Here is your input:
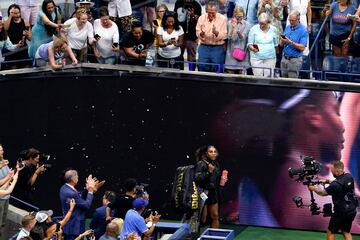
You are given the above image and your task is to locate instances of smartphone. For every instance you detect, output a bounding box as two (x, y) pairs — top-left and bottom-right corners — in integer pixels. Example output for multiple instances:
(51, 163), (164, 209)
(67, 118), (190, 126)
(281, 34), (286, 39)
(171, 37), (176, 41)
(112, 43), (119, 48)
(153, 20), (159, 27)
(253, 44), (259, 50)
(94, 34), (101, 40)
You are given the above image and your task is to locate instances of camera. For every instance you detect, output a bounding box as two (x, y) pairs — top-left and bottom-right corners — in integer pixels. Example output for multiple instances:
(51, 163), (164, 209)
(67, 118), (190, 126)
(288, 156), (321, 182)
(39, 153), (52, 168)
(135, 183), (149, 197)
(289, 156), (332, 216)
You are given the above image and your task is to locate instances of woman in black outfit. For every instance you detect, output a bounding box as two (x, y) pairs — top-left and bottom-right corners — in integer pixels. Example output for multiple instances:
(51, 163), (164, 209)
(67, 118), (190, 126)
(4, 4), (32, 69)
(194, 145), (223, 228)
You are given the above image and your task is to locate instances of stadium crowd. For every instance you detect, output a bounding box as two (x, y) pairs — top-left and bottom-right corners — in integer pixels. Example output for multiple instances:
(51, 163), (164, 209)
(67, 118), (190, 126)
(0, 0), (358, 78)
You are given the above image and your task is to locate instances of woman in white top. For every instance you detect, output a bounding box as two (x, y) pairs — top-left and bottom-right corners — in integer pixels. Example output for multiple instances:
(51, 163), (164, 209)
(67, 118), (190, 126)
(64, 8), (94, 63)
(93, 7), (120, 65)
(157, 11), (184, 70)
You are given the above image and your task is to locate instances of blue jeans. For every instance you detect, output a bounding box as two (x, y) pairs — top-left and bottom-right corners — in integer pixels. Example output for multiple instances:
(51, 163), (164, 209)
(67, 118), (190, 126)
(198, 44), (225, 72)
(97, 56), (116, 65)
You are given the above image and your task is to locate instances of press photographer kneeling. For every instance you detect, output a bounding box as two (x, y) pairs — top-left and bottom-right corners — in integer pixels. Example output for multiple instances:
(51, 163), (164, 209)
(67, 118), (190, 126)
(308, 161), (358, 240)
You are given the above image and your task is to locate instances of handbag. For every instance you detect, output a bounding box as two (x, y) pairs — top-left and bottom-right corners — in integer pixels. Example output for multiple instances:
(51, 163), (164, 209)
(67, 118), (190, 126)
(232, 48), (246, 61)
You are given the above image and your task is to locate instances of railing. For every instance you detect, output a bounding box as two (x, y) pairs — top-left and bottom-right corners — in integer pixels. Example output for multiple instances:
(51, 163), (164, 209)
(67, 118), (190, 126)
(10, 196), (40, 212)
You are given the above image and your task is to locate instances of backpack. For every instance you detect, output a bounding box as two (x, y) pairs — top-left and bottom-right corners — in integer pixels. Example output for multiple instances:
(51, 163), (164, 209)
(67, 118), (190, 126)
(171, 165), (199, 213)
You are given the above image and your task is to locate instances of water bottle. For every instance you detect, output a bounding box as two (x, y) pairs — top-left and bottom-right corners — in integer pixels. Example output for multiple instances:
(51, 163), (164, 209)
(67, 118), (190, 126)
(145, 49), (155, 67)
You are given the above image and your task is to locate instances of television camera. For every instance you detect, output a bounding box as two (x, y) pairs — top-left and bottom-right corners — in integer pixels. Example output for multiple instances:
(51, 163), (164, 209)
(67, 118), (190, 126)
(288, 156), (332, 216)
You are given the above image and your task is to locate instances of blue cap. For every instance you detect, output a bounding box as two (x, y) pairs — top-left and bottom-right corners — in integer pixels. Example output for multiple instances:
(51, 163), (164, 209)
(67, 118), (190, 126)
(133, 198), (149, 210)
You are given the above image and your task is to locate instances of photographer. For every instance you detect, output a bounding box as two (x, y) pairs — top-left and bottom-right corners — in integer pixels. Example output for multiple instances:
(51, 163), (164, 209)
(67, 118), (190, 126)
(309, 161), (357, 240)
(106, 178), (137, 221)
(12, 148), (47, 210)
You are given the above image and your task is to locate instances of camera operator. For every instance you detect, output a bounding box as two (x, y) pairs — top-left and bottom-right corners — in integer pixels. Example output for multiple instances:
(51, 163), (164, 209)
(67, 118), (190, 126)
(12, 148), (47, 210)
(105, 178), (137, 221)
(308, 161), (358, 240)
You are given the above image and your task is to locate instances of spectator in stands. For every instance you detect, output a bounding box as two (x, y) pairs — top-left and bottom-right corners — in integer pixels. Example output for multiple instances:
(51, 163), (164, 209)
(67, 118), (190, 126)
(225, 6), (251, 74)
(93, 7), (120, 64)
(16, 214), (37, 240)
(99, 222), (119, 240)
(121, 21), (154, 66)
(234, 0), (259, 26)
(139, 2), (157, 33)
(196, 1), (227, 72)
(107, 0), (132, 35)
(12, 148), (48, 209)
(90, 191), (116, 239)
(13, 0), (39, 27)
(4, 4), (32, 69)
(204, 0), (229, 15)
(287, 0), (311, 55)
(280, 10), (308, 78)
(34, 36), (78, 69)
(28, 0), (63, 59)
(74, 0), (95, 24)
(258, 0), (283, 37)
(31, 199), (76, 240)
(59, 169), (103, 240)
(247, 12), (278, 77)
(64, 8), (95, 63)
(0, 144), (15, 238)
(324, 0), (356, 57)
(0, 16), (25, 65)
(157, 11), (184, 69)
(119, 198), (161, 240)
(174, 0), (202, 70)
(152, 4), (168, 50)
(106, 178), (137, 221)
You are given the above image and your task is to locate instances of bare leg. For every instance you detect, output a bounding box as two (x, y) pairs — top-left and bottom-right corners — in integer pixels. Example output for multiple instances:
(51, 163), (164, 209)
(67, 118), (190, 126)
(201, 204), (208, 224)
(327, 230), (335, 240)
(343, 231), (352, 240)
(207, 203), (220, 228)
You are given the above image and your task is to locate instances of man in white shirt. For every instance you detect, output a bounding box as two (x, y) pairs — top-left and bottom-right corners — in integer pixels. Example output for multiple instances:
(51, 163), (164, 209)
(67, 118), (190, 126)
(16, 214), (36, 240)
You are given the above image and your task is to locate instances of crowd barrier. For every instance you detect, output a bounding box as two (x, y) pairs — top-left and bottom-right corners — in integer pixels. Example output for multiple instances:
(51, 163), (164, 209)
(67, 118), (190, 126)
(2, 56), (360, 82)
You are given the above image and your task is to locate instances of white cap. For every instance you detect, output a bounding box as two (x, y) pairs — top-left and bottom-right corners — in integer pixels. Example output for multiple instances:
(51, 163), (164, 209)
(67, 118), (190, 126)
(35, 210), (53, 223)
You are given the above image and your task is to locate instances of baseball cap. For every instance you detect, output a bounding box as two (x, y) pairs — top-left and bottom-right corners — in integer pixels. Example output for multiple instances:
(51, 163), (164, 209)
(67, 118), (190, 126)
(35, 210), (53, 223)
(133, 198), (149, 210)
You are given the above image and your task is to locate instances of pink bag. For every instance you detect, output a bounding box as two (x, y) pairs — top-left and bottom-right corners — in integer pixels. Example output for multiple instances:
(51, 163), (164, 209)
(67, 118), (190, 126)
(232, 48), (246, 61)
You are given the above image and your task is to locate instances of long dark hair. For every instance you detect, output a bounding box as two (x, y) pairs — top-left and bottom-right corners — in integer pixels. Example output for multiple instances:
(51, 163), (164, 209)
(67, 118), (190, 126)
(195, 145), (218, 162)
(42, 0), (60, 36)
(0, 20), (7, 41)
(162, 11), (180, 31)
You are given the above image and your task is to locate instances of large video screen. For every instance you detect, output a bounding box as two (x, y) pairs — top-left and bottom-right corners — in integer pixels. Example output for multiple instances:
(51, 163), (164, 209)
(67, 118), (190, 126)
(1, 70), (359, 233)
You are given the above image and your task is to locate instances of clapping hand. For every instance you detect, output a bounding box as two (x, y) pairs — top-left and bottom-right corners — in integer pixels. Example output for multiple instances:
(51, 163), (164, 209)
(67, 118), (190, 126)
(200, 25), (205, 38)
(212, 25), (219, 36)
(86, 174), (97, 192)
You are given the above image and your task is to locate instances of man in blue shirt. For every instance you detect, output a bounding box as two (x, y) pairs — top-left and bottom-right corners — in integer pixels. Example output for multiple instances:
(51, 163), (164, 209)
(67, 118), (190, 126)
(120, 198), (161, 240)
(280, 10), (308, 78)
